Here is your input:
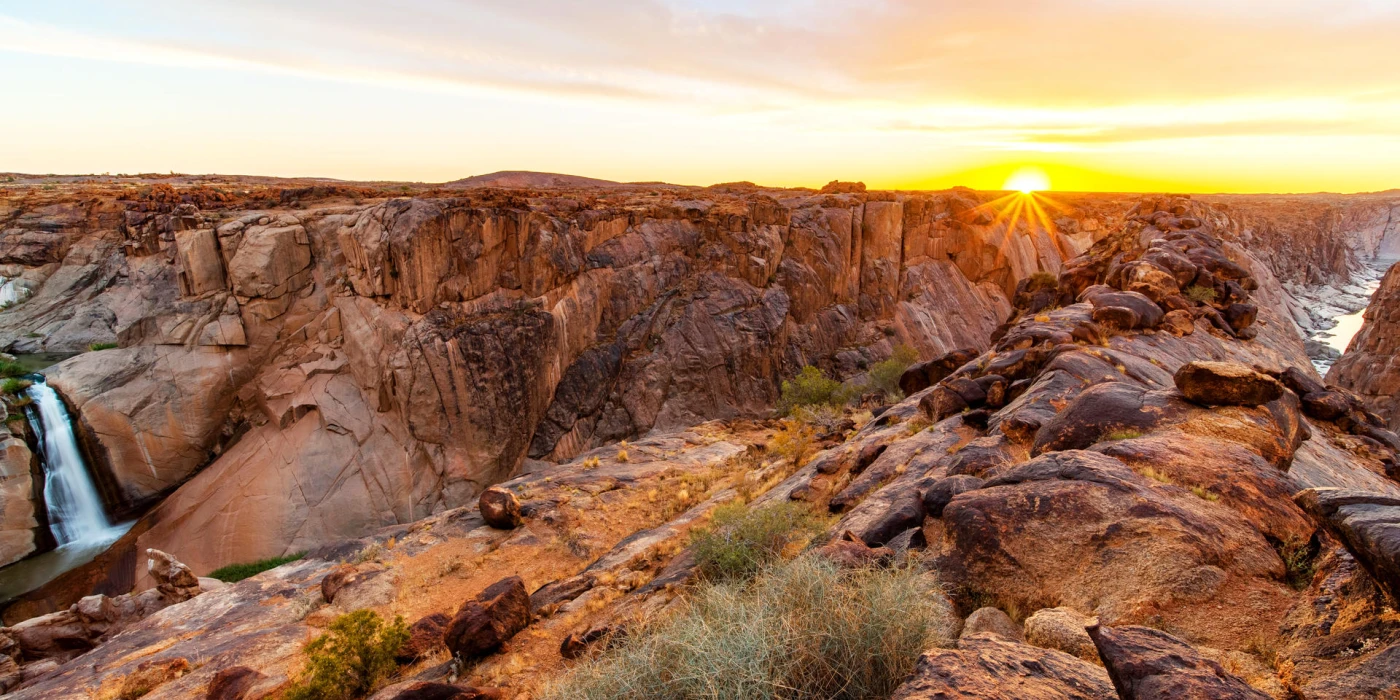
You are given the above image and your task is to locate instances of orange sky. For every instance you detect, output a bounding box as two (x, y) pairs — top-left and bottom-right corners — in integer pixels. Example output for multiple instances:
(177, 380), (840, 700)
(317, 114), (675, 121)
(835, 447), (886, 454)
(2, 1), (1399, 193)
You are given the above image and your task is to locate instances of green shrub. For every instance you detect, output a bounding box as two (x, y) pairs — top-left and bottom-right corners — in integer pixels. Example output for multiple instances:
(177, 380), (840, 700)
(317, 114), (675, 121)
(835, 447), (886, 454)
(778, 366), (853, 415)
(691, 502), (825, 582)
(88, 342), (118, 351)
(285, 609), (410, 700)
(0, 361), (26, 379)
(207, 552), (305, 582)
(0, 378), (31, 396)
(1278, 537), (1317, 591)
(868, 344), (919, 399)
(1026, 270), (1058, 291)
(544, 556), (958, 700)
(1184, 285), (1217, 304)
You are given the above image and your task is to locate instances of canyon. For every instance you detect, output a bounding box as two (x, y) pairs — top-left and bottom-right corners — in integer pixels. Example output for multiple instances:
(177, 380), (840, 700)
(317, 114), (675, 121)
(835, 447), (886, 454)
(0, 175), (1398, 698)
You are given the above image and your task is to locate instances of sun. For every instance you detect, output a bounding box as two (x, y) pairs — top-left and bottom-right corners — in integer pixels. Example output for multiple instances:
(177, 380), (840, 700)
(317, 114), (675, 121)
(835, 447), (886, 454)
(1004, 166), (1051, 193)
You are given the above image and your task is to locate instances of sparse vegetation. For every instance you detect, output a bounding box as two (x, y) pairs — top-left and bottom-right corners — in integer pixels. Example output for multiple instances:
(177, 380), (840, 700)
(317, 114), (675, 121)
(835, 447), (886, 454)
(868, 344), (919, 399)
(1190, 485), (1220, 502)
(1, 378), (32, 395)
(691, 502), (825, 582)
(545, 556), (956, 700)
(0, 360), (27, 378)
(616, 448), (630, 463)
(88, 342), (118, 351)
(1141, 467), (1175, 485)
(778, 365), (854, 415)
(1102, 428), (1143, 441)
(207, 552), (305, 582)
(1027, 270), (1058, 290)
(769, 419), (817, 467)
(1184, 285), (1218, 304)
(1277, 536), (1318, 590)
(581, 456), (601, 470)
(285, 609), (409, 700)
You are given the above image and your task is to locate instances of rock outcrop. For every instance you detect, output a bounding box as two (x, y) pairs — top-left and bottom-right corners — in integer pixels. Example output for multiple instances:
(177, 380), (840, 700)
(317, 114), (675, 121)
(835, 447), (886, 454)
(1329, 261), (1400, 428)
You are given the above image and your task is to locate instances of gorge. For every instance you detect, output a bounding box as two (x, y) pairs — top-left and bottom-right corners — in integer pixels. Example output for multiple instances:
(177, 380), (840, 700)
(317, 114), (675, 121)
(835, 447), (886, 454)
(0, 176), (1398, 698)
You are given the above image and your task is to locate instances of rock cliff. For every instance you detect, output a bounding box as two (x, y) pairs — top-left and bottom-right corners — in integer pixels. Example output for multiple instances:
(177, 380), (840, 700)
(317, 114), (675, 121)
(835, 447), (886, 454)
(1329, 262), (1400, 428)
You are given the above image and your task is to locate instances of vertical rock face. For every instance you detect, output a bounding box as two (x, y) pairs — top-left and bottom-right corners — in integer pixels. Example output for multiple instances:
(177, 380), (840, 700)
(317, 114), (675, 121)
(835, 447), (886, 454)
(1329, 262), (1400, 428)
(0, 421), (46, 568)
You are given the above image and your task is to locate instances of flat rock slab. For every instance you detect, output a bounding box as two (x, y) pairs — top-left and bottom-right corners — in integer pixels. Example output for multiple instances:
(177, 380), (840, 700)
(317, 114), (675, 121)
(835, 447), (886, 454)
(1295, 487), (1400, 603)
(1088, 624), (1269, 700)
(890, 633), (1115, 699)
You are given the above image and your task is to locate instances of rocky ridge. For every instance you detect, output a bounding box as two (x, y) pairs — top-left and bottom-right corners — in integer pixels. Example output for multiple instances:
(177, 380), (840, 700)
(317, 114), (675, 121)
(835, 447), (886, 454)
(3, 196), (1400, 698)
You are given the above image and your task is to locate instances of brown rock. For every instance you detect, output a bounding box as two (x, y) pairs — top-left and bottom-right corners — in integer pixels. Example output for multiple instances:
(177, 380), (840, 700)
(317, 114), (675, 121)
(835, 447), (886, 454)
(891, 633), (1115, 699)
(321, 565), (353, 604)
(1301, 391), (1351, 421)
(960, 607), (1023, 642)
(1091, 305), (1139, 331)
(814, 531), (894, 569)
(116, 657), (191, 700)
(1024, 607), (1099, 662)
(900, 348), (979, 396)
(396, 612), (450, 662)
(1160, 309), (1195, 336)
(920, 384), (970, 422)
(1173, 361), (1284, 406)
(205, 665), (265, 700)
(1087, 624), (1269, 699)
(381, 682), (503, 700)
(147, 549), (199, 600)
(479, 487), (523, 530)
(922, 475), (985, 517)
(444, 576), (531, 659)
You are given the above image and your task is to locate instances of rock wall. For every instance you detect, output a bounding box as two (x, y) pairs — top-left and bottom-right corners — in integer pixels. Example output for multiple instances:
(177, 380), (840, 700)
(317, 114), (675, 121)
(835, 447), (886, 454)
(1328, 262), (1400, 428)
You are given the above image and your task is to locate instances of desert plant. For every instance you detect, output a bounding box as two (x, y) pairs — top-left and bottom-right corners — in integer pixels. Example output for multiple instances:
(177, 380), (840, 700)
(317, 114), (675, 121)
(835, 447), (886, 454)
(285, 609), (409, 700)
(88, 342), (118, 351)
(691, 501), (825, 582)
(1190, 485), (1220, 502)
(778, 366), (853, 415)
(207, 552), (305, 582)
(1184, 285), (1218, 304)
(769, 419), (817, 467)
(868, 344), (919, 399)
(544, 556), (958, 700)
(582, 456), (601, 470)
(1277, 536), (1318, 590)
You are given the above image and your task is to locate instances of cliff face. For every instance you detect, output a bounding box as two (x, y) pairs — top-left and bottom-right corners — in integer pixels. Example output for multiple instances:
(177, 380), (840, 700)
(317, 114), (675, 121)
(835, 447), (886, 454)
(7, 197), (1400, 700)
(0, 182), (1131, 581)
(1328, 263), (1400, 427)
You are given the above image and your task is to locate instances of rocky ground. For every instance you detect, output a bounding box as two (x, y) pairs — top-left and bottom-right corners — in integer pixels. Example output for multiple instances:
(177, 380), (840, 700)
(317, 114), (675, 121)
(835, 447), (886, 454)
(0, 195), (1397, 698)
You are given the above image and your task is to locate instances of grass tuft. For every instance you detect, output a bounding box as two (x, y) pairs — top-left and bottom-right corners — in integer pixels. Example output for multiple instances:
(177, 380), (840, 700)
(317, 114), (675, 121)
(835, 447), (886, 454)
(691, 502), (825, 582)
(207, 552), (305, 582)
(88, 342), (119, 351)
(1102, 428), (1143, 441)
(779, 366), (856, 415)
(1184, 285), (1218, 304)
(285, 609), (409, 700)
(544, 556), (957, 700)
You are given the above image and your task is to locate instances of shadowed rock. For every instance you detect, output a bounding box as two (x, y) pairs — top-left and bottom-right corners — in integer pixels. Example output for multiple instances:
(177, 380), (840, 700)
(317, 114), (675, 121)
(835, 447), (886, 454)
(900, 348), (979, 396)
(960, 607), (1023, 642)
(444, 576), (531, 660)
(1295, 488), (1400, 603)
(396, 612), (450, 663)
(478, 487), (523, 530)
(1087, 624), (1269, 700)
(205, 666), (264, 700)
(891, 633), (1115, 699)
(1174, 361), (1283, 407)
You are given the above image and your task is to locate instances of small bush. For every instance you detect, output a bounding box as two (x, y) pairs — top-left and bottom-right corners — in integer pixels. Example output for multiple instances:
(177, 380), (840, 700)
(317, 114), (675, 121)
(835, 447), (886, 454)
(88, 342), (119, 351)
(286, 609), (409, 700)
(868, 344), (919, 399)
(779, 366), (853, 415)
(544, 556), (958, 700)
(207, 552), (305, 582)
(1027, 270), (1058, 290)
(616, 448), (630, 463)
(1184, 285), (1217, 304)
(1277, 536), (1317, 590)
(582, 456), (601, 470)
(691, 502), (825, 582)
(1, 378), (31, 395)
(0, 361), (26, 378)
(769, 419), (817, 467)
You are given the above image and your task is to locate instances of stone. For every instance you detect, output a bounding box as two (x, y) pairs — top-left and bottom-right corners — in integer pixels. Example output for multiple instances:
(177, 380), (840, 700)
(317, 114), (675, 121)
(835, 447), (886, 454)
(479, 487), (523, 530)
(380, 682), (503, 700)
(444, 576), (531, 660)
(1295, 488), (1400, 603)
(814, 531), (894, 569)
(1160, 309), (1195, 336)
(205, 665), (265, 700)
(116, 657), (191, 699)
(891, 633), (1115, 699)
(148, 549), (200, 600)
(321, 565), (354, 604)
(1024, 607), (1099, 662)
(396, 612), (450, 662)
(1091, 305), (1139, 331)
(920, 384), (970, 422)
(850, 488), (925, 547)
(1087, 624), (1270, 699)
(900, 348), (979, 396)
(960, 607), (1023, 642)
(1301, 391), (1351, 421)
(922, 475), (986, 517)
(1173, 361), (1284, 407)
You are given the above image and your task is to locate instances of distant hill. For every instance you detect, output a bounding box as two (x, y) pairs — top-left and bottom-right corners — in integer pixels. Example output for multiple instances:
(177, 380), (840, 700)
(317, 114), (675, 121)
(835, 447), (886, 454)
(442, 171), (623, 189)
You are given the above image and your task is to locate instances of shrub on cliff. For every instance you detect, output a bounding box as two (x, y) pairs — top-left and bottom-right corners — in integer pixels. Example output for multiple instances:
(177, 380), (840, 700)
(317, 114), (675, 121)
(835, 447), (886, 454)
(778, 366), (853, 415)
(286, 609), (409, 700)
(544, 556), (956, 699)
(868, 344), (919, 399)
(691, 502), (825, 582)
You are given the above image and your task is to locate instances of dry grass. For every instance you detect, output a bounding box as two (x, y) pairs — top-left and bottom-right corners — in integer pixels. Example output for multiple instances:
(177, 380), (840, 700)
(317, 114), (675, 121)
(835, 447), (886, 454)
(770, 419), (817, 467)
(543, 557), (957, 700)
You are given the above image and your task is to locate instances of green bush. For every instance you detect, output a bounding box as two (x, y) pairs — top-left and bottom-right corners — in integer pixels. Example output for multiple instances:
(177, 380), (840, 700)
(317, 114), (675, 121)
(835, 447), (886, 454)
(778, 366), (853, 415)
(88, 342), (119, 351)
(691, 502), (825, 582)
(544, 557), (958, 700)
(1026, 270), (1058, 291)
(0, 378), (31, 396)
(868, 344), (919, 399)
(0, 361), (26, 379)
(207, 552), (305, 582)
(286, 609), (410, 700)
(1184, 285), (1217, 304)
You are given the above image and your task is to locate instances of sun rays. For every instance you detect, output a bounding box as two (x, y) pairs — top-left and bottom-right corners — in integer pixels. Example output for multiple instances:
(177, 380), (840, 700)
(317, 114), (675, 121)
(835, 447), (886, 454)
(966, 174), (1071, 273)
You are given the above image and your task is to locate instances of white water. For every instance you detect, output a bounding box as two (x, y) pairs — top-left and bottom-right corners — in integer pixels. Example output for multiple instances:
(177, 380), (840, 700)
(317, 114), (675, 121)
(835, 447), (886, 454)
(26, 379), (124, 546)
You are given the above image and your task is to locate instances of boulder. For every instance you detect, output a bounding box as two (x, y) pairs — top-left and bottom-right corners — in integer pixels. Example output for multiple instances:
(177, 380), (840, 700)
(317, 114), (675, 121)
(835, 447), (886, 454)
(1024, 607), (1099, 662)
(479, 487), (523, 530)
(891, 633), (1115, 699)
(1160, 309), (1195, 336)
(960, 607), (1023, 643)
(148, 549), (200, 601)
(1301, 391), (1350, 421)
(444, 576), (531, 660)
(205, 665), (265, 700)
(379, 682), (503, 700)
(1091, 306), (1139, 331)
(396, 612), (450, 662)
(850, 488), (925, 547)
(1087, 624), (1269, 699)
(922, 475), (986, 517)
(1294, 488), (1400, 603)
(900, 348), (979, 396)
(1173, 361), (1284, 407)
(814, 531), (894, 569)
(920, 384), (970, 422)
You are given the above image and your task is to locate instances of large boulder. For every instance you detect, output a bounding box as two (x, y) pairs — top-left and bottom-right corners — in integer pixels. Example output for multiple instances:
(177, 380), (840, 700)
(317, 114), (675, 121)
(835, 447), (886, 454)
(478, 487), (523, 530)
(960, 607), (1023, 642)
(900, 348), (979, 396)
(1024, 607), (1099, 662)
(1173, 361), (1283, 407)
(891, 633), (1115, 699)
(1087, 624), (1269, 699)
(1294, 488), (1400, 603)
(444, 576), (531, 660)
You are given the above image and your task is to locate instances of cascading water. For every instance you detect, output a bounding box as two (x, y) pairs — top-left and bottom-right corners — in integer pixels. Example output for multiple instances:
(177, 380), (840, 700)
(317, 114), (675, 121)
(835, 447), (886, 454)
(26, 379), (123, 546)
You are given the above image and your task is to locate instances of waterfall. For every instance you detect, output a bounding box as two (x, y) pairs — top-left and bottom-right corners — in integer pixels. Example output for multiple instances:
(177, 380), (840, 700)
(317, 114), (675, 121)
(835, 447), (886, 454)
(25, 379), (120, 546)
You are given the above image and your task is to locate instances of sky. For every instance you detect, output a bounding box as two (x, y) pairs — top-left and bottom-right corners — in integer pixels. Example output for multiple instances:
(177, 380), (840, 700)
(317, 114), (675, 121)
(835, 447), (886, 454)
(2, 0), (1399, 193)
